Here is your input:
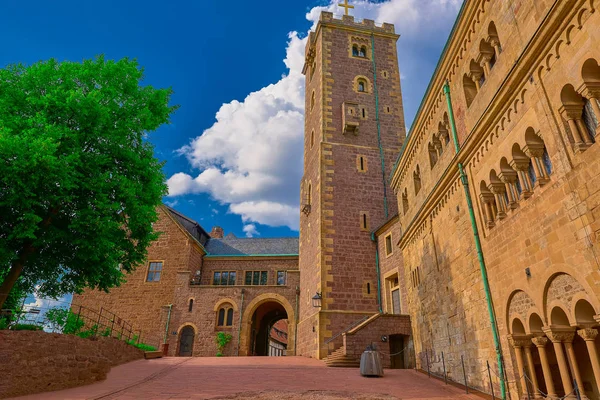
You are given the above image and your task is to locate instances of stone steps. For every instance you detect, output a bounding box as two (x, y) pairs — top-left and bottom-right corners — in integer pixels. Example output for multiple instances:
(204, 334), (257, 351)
(323, 347), (360, 368)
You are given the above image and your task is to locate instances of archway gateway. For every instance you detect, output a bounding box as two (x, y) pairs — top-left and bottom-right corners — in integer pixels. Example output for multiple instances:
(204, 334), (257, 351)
(239, 293), (296, 356)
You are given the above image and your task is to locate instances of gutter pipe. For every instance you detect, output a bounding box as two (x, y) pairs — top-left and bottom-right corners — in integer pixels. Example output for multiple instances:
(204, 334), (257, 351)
(371, 232), (383, 313)
(443, 81), (506, 400)
(371, 33), (389, 219)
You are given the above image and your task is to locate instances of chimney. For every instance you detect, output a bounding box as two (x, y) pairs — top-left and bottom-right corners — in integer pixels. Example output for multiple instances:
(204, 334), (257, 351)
(210, 226), (224, 239)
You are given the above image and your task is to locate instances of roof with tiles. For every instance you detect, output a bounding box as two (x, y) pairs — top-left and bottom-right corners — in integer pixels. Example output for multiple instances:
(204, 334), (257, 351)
(164, 205), (211, 246)
(205, 235), (299, 256)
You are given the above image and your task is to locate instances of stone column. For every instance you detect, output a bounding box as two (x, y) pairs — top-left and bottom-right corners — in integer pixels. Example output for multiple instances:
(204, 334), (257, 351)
(562, 332), (589, 399)
(499, 171), (519, 209)
(480, 54), (492, 76)
(489, 182), (507, 219)
(509, 336), (531, 399)
(532, 336), (558, 398)
(490, 37), (502, 58)
(561, 105), (592, 151)
(545, 329), (576, 399)
(510, 159), (534, 198)
(523, 145), (550, 186)
(578, 328), (600, 393)
(523, 344), (543, 399)
(471, 71), (482, 90)
(480, 193), (496, 228)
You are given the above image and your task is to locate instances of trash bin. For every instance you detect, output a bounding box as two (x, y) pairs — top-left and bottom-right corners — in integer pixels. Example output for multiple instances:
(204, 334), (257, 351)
(360, 345), (384, 377)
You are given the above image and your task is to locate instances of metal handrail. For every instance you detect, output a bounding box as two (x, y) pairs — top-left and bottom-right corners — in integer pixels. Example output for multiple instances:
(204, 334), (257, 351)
(324, 315), (370, 344)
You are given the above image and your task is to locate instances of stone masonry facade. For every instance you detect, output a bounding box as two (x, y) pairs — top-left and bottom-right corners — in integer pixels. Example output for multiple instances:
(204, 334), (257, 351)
(388, 0), (600, 399)
(298, 12), (408, 362)
(74, 206), (300, 358)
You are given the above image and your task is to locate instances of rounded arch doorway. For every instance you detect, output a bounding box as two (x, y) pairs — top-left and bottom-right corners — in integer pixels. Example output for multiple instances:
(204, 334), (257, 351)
(178, 325), (195, 356)
(239, 294), (295, 357)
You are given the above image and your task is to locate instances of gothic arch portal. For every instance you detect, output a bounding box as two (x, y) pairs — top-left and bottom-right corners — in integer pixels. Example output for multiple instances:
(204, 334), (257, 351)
(238, 293), (296, 356)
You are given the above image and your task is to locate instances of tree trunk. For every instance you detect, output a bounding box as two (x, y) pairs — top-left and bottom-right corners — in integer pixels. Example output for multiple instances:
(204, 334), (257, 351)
(0, 242), (34, 310)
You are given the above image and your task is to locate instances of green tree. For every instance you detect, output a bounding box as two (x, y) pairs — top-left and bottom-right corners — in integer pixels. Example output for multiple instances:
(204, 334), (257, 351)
(0, 56), (177, 308)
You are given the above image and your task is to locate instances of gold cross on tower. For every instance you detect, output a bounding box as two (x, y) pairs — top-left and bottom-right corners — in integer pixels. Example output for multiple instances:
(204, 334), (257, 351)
(338, 0), (354, 16)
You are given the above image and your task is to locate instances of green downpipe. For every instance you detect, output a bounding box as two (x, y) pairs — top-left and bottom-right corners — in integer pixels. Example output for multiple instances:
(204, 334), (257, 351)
(163, 304), (172, 345)
(371, 232), (383, 313)
(371, 33), (389, 219)
(443, 81), (506, 400)
(295, 286), (300, 354)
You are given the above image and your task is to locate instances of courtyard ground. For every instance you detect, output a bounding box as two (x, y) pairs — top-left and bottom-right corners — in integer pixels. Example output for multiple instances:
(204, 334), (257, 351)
(14, 357), (484, 400)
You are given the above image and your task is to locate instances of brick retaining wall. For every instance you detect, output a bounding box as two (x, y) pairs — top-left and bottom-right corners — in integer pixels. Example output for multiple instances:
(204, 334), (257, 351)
(0, 331), (144, 398)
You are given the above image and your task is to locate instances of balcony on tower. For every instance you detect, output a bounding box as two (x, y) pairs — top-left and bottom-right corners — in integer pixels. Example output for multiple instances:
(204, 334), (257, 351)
(342, 101), (360, 135)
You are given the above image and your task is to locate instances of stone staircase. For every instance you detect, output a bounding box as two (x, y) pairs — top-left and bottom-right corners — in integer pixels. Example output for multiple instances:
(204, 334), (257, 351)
(323, 346), (360, 368)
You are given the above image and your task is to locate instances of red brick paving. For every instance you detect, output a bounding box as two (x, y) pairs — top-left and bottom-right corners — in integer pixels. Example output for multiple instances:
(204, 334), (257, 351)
(14, 357), (483, 400)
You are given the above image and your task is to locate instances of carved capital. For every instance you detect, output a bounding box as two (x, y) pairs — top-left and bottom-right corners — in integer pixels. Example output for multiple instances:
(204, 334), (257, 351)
(509, 158), (530, 172)
(508, 335), (532, 348)
(489, 182), (506, 195)
(578, 328), (598, 341)
(559, 103), (585, 121)
(544, 329), (575, 343)
(498, 170), (517, 184)
(480, 192), (496, 204)
(531, 336), (548, 348)
(523, 144), (545, 159)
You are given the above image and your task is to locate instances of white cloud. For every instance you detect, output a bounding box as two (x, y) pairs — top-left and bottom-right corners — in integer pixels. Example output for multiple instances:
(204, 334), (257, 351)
(164, 199), (179, 208)
(243, 224), (259, 238)
(168, 1), (461, 231)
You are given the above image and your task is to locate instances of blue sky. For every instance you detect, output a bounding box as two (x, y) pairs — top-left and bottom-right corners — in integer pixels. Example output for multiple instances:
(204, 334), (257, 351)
(1, 0), (461, 239)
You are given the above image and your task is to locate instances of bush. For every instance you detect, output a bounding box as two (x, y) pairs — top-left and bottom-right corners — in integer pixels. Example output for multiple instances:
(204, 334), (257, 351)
(215, 331), (232, 357)
(76, 325), (98, 339)
(45, 307), (85, 334)
(12, 323), (43, 331)
(0, 318), (9, 330)
(125, 335), (156, 351)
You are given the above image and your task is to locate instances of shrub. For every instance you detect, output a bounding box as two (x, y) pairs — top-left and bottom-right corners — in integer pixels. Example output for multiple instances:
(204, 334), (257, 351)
(215, 331), (232, 357)
(0, 318), (9, 330)
(76, 325), (98, 339)
(45, 307), (85, 334)
(125, 335), (156, 351)
(12, 323), (43, 331)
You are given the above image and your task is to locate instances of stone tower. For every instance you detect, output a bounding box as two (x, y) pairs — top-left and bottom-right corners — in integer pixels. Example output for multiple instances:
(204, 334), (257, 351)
(297, 11), (406, 359)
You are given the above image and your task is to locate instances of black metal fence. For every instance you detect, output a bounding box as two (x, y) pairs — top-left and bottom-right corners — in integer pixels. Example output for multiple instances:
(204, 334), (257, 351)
(1, 296), (162, 349)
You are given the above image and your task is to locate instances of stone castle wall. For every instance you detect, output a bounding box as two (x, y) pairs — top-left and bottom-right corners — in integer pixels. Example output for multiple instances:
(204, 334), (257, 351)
(73, 207), (201, 348)
(0, 331), (143, 399)
(390, 0), (600, 397)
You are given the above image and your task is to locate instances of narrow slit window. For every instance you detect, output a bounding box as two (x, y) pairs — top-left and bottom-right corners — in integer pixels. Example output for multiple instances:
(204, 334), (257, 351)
(362, 108), (366, 118)
(367, 282), (371, 294)
(385, 234), (392, 256)
(188, 299), (194, 312)
(226, 309), (234, 326)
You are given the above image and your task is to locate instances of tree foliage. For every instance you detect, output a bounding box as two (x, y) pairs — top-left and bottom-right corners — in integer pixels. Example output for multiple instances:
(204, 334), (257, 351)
(0, 56), (177, 307)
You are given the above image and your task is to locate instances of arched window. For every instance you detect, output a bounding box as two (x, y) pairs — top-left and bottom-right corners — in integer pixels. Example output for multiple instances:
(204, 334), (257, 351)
(413, 166), (421, 195)
(352, 45), (359, 57)
(463, 74), (477, 108)
(528, 160), (537, 186)
(402, 188), (409, 215)
(310, 91), (316, 111)
(188, 299), (194, 312)
(429, 143), (438, 167)
(217, 304), (234, 327)
(358, 80), (366, 92)
(359, 46), (367, 58)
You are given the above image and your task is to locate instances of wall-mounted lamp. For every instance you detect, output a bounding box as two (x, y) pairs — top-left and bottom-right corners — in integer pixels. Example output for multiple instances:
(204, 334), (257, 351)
(312, 292), (322, 308)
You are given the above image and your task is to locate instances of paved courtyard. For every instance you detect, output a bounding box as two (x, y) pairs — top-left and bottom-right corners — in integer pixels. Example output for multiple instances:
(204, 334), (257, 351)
(15, 357), (484, 400)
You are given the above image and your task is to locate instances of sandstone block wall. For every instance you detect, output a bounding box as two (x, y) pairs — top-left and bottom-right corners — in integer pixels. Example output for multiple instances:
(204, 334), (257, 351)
(343, 314), (413, 369)
(73, 207), (202, 349)
(0, 331), (143, 399)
